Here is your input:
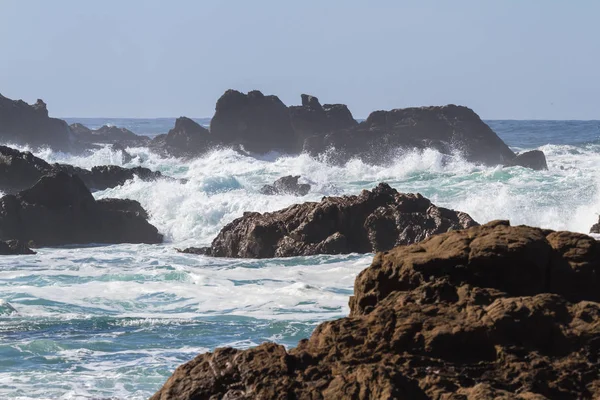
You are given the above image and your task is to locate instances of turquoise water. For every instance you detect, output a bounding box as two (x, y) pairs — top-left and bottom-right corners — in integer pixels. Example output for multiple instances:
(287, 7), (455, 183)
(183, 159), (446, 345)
(1, 120), (600, 399)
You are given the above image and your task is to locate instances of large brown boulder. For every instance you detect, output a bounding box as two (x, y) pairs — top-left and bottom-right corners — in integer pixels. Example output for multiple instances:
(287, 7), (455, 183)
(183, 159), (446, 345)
(0, 94), (73, 150)
(210, 90), (297, 153)
(0, 171), (163, 246)
(152, 221), (600, 399)
(185, 183), (477, 258)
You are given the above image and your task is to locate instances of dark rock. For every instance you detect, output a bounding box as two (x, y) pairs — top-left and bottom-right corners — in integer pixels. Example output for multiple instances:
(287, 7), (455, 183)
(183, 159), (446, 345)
(0, 172), (162, 246)
(505, 150), (549, 170)
(0, 145), (169, 194)
(259, 175), (311, 196)
(152, 221), (600, 400)
(0, 94), (73, 150)
(110, 143), (133, 164)
(305, 105), (516, 166)
(0, 240), (35, 255)
(189, 183), (477, 258)
(96, 198), (148, 219)
(70, 123), (150, 147)
(150, 117), (212, 158)
(289, 94), (358, 138)
(176, 247), (211, 255)
(210, 90), (297, 153)
(590, 217), (600, 234)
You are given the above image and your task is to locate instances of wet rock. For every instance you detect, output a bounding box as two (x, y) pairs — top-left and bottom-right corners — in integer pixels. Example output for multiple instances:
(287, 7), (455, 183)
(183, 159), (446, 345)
(188, 183), (477, 258)
(150, 117), (212, 158)
(71, 123), (149, 147)
(0, 240), (35, 255)
(210, 90), (297, 153)
(110, 143), (133, 164)
(505, 150), (549, 170)
(152, 221), (600, 399)
(259, 175), (311, 196)
(96, 198), (148, 220)
(0, 94), (73, 150)
(590, 217), (600, 234)
(0, 172), (163, 246)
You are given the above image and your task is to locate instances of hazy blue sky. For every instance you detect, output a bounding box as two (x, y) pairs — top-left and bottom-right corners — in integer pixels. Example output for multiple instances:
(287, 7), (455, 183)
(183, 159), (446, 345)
(1, 1), (599, 119)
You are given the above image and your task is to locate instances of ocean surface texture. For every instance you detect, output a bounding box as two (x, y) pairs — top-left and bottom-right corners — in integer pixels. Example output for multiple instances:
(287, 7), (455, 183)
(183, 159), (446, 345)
(1, 119), (599, 399)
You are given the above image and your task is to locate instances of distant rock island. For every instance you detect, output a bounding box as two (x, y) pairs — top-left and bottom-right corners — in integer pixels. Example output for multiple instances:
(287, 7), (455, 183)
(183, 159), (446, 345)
(0, 90), (547, 169)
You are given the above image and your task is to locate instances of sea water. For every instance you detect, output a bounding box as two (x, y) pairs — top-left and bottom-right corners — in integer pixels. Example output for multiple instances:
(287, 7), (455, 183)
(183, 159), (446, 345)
(1, 119), (600, 399)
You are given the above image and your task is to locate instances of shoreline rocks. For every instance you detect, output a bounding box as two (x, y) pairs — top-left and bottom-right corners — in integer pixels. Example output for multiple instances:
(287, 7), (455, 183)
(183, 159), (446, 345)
(0, 240), (35, 255)
(152, 221), (600, 399)
(0, 172), (163, 246)
(259, 175), (311, 196)
(504, 149), (548, 170)
(184, 183), (478, 258)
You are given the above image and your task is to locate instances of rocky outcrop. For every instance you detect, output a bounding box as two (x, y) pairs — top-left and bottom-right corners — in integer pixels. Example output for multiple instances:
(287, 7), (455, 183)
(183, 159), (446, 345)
(305, 105), (517, 166)
(259, 175), (311, 196)
(110, 143), (133, 164)
(187, 183), (477, 258)
(150, 117), (212, 158)
(210, 90), (297, 153)
(0, 145), (169, 194)
(289, 94), (358, 137)
(70, 123), (149, 147)
(590, 217), (600, 234)
(0, 172), (162, 246)
(505, 150), (549, 170)
(152, 221), (600, 399)
(0, 94), (73, 150)
(0, 240), (35, 255)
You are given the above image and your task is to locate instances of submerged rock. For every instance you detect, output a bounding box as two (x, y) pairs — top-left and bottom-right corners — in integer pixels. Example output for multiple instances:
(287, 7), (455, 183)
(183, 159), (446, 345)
(0, 145), (170, 194)
(504, 149), (549, 170)
(0, 240), (35, 255)
(152, 221), (600, 399)
(259, 175), (311, 196)
(0, 172), (163, 246)
(186, 183), (477, 258)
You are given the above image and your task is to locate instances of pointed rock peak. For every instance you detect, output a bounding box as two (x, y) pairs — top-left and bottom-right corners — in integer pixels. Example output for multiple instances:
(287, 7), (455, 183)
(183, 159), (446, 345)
(301, 94), (322, 109)
(33, 99), (48, 117)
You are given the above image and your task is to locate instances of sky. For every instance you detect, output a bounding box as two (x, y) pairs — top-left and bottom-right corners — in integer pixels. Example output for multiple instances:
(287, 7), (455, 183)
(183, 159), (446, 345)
(1, 1), (599, 119)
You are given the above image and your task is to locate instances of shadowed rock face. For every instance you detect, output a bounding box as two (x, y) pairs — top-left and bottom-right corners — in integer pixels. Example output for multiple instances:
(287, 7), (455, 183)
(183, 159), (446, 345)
(152, 221), (600, 400)
(0, 94), (73, 150)
(0, 172), (163, 246)
(188, 183), (478, 258)
(150, 117), (212, 158)
(0, 240), (35, 255)
(504, 150), (549, 170)
(70, 123), (150, 147)
(0, 145), (168, 194)
(210, 90), (297, 153)
(289, 94), (358, 138)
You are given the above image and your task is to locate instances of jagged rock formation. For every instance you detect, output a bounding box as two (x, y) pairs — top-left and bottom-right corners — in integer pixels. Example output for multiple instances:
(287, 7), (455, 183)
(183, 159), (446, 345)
(0, 94), (73, 150)
(0, 145), (169, 194)
(259, 175), (311, 196)
(183, 183), (477, 258)
(70, 123), (150, 147)
(152, 221), (600, 399)
(0, 240), (35, 255)
(150, 117), (212, 158)
(0, 172), (162, 246)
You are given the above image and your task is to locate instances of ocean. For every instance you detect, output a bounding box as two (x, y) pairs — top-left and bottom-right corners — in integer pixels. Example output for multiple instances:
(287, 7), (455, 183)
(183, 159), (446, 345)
(1, 119), (599, 399)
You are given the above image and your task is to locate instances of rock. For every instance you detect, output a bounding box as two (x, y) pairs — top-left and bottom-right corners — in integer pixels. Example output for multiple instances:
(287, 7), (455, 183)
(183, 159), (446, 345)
(176, 247), (211, 255)
(152, 221), (600, 400)
(289, 94), (358, 138)
(590, 217), (600, 234)
(505, 150), (549, 170)
(0, 94), (73, 150)
(96, 198), (149, 219)
(0, 172), (163, 246)
(188, 183), (477, 258)
(210, 90), (297, 153)
(0, 145), (169, 194)
(110, 143), (133, 164)
(150, 117), (212, 158)
(305, 105), (516, 166)
(259, 175), (311, 196)
(70, 123), (149, 147)
(0, 240), (35, 255)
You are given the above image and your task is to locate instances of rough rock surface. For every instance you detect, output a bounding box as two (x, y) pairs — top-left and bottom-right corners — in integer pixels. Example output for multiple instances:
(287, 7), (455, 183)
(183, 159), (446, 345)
(305, 105), (517, 166)
(259, 175), (311, 196)
(0, 172), (163, 246)
(210, 90), (297, 153)
(0, 94), (73, 150)
(289, 94), (358, 138)
(150, 117), (212, 158)
(189, 183), (477, 258)
(70, 123), (149, 147)
(152, 221), (600, 400)
(0, 240), (35, 255)
(505, 150), (549, 170)
(0, 145), (168, 193)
